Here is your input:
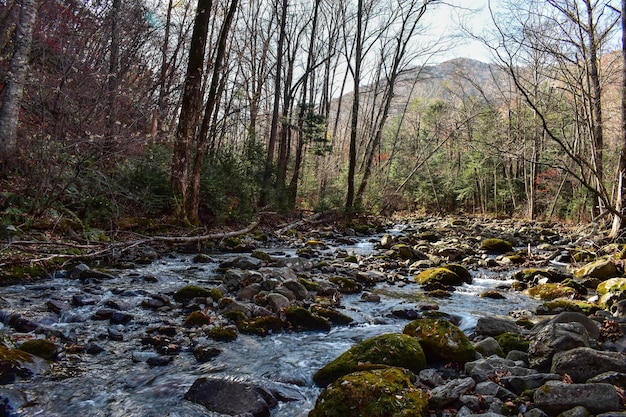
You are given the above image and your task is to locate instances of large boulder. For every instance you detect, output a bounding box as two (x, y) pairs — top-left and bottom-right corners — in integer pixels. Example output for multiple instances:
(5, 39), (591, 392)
(475, 317), (520, 337)
(533, 382), (619, 415)
(309, 368), (429, 417)
(429, 377), (476, 408)
(528, 322), (590, 371)
(0, 346), (49, 385)
(184, 377), (277, 416)
(597, 277), (626, 295)
(414, 268), (464, 286)
(550, 347), (626, 383)
(403, 318), (476, 364)
(574, 259), (620, 280)
(313, 333), (427, 387)
(480, 238), (513, 253)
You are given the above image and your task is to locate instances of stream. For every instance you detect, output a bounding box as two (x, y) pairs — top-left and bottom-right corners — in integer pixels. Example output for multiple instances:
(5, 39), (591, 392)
(0, 228), (542, 416)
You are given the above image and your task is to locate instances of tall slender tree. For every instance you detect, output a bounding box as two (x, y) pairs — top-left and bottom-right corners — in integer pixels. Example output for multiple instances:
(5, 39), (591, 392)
(0, 0), (38, 171)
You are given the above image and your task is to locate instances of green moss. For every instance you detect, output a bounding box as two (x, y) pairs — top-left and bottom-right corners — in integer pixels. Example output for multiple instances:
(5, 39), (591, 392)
(480, 290), (506, 299)
(427, 289), (452, 298)
(574, 259), (619, 280)
(512, 268), (569, 283)
(209, 288), (223, 302)
(494, 332), (529, 354)
(298, 278), (322, 292)
(223, 310), (247, 323)
(237, 316), (286, 336)
(251, 250), (272, 262)
(313, 333), (427, 387)
(414, 267), (463, 286)
(0, 264), (49, 283)
(537, 299), (583, 315)
(480, 238), (513, 253)
(284, 306), (331, 331)
(223, 236), (243, 248)
(441, 263), (472, 284)
(173, 285), (213, 302)
(16, 339), (58, 361)
(310, 368), (429, 417)
(329, 276), (362, 294)
(311, 306), (354, 325)
(403, 318), (475, 364)
(526, 283), (576, 301)
(561, 278), (587, 295)
(596, 278), (626, 296)
(207, 326), (238, 342)
(418, 231), (439, 242)
(184, 311), (212, 327)
(515, 318), (535, 330)
(343, 255), (358, 263)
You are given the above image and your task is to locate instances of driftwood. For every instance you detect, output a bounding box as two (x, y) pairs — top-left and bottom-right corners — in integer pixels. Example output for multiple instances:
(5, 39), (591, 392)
(1, 218), (262, 267)
(275, 211), (336, 235)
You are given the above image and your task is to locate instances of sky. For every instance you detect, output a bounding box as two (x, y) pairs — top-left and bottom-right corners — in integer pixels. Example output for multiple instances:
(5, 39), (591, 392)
(429, 0), (493, 63)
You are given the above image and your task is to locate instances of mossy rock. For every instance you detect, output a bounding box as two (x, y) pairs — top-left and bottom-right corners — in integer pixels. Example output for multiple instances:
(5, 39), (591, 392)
(16, 339), (58, 361)
(526, 283), (576, 301)
(415, 267), (463, 286)
(536, 299), (583, 315)
(184, 311), (212, 327)
(480, 238), (513, 253)
(403, 318), (476, 364)
(192, 254), (212, 263)
(223, 310), (248, 323)
(206, 326), (238, 342)
(237, 316), (286, 336)
(596, 278), (626, 296)
(0, 345), (48, 384)
(494, 332), (529, 354)
(512, 268), (569, 283)
(284, 306), (330, 332)
(209, 287), (223, 302)
(305, 240), (328, 249)
(480, 290), (506, 299)
(298, 278), (322, 292)
(0, 264), (49, 283)
(515, 318), (535, 330)
(329, 276), (362, 294)
(418, 231), (440, 242)
(573, 251), (595, 263)
(427, 289), (452, 298)
(441, 263), (472, 284)
(343, 255), (358, 263)
(223, 236), (243, 249)
(313, 333), (427, 387)
(251, 250), (272, 262)
(450, 219), (467, 226)
(574, 259), (620, 280)
(561, 278), (587, 296)
(391, 244), (415, 260)
(173, 285), (213, 302)
(309, 367), (429, 417)
(311, 306), (354, 326)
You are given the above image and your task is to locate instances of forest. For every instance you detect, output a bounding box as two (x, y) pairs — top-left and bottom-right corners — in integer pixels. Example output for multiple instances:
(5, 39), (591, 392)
(1, 0), (626, 237)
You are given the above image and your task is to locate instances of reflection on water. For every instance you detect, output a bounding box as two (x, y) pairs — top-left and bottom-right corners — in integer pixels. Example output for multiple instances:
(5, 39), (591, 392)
(1, 242), (540, 416)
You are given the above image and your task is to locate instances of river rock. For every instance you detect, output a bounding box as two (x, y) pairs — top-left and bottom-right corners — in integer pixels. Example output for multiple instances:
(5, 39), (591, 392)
(480, 238), (513, 253)
(16, 339), (58, 361)
(0, 346), (49, 384)
(475, 317), (520, 337)
(550, 347), (626, 382)
(474, 381), (516, 400)
(266, 293), (290, 313)
(465, 355), (537, 383)
(415, 267), (465, 286)
(574, 259), (619, 280)
(533, 312), (600, 340)
(173, 285), (213, 302)
(429, 377), (476, 408)
(185, 377), (278, 417)
(313, 333), (427, 387)
(310, 368), (429, 417)
(403, 318), (476, 364)
(474, 337), (504, 357)
(282, 280), (308, 299)
(528, 322), (590, 371)
(499, 373), (561, 395)
(533, 382), (619, 414)
(284, 306), (330, 331)
(223, 269), (262, 291)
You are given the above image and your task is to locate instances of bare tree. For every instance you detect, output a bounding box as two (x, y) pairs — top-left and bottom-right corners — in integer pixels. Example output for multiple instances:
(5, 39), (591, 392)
(0, 0), (38, 171)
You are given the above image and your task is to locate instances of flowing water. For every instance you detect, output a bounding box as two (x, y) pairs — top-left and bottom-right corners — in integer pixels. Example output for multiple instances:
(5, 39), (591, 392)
(0, 233), (541, 416)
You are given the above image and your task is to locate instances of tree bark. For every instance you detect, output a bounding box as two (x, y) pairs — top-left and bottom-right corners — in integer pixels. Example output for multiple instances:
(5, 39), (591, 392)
(0, 0), (37, 171)
(104, 0), (121, 156)
(170, 0), (212, 216)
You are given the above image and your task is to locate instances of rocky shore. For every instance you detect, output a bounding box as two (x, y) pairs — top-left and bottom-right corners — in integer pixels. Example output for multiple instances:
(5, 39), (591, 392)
(0, 215), (624, 416)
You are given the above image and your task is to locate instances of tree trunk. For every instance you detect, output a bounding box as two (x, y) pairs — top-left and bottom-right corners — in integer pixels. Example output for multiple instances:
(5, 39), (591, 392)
(610, 0), (626, 238)
(170, 0), (212, 216)
(187, 0), (239, 224)
(345, 0), (363, 213)
(153, 0), (174, 143)
(0, 0), (37, 172)
(104, 0), (121, 157)
(260, 0), (288, 207)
